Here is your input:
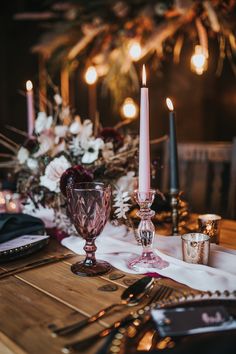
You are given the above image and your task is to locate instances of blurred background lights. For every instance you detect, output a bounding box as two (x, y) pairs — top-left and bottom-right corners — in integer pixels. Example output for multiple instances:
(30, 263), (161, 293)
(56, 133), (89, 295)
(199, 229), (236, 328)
(121, 97), (138, 119)
(85, 66), (98, 85)
(191, 45), (208, 75)
(128, 42), (142, 61)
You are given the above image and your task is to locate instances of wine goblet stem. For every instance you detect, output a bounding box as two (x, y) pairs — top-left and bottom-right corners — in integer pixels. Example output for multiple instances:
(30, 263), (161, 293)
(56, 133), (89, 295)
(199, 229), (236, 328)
(83, 239), (97, 267)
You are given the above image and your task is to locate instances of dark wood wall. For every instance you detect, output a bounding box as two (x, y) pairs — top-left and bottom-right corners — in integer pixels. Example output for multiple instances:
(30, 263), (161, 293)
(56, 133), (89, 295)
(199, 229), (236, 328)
(0, 1), (236, 149)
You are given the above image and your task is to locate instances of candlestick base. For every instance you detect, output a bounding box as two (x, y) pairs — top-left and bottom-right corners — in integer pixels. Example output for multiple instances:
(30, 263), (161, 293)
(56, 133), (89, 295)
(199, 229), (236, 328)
(128, 190), (169, 272)
(128, 249), (169, 272)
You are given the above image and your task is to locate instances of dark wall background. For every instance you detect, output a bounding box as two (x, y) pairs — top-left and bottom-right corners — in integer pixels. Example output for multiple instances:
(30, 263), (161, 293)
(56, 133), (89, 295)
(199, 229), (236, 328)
(0, 1), (236, 149)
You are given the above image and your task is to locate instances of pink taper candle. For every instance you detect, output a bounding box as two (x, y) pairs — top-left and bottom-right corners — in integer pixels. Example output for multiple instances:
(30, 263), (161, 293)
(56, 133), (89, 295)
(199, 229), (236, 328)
(138, 65), (150, 192)
(26, 80), (35, 137)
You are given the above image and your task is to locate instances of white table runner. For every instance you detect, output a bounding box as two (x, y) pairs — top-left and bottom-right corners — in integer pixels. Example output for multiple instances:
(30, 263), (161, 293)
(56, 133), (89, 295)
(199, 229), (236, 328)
(62, 223), (236, 292)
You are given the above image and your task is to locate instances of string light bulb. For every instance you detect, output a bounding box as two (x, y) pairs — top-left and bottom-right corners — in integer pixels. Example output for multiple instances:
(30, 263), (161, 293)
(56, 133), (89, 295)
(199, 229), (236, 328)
(84, 66), (98, 85)
(128, 42), (142, 61)
(191, 45), (208, 75)
(121, 97), (138, 119)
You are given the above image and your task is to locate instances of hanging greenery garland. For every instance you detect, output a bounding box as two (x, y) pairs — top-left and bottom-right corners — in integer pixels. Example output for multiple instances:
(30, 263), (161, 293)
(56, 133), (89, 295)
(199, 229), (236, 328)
(15, 0), (236, 104)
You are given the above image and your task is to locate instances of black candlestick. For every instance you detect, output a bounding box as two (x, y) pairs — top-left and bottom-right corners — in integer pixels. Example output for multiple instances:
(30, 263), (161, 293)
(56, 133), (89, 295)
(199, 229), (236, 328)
(167, 100), (180, 235)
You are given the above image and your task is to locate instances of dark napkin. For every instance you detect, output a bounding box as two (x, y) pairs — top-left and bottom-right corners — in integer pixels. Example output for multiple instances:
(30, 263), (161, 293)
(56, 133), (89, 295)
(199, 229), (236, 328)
(0, 213), (45, 243)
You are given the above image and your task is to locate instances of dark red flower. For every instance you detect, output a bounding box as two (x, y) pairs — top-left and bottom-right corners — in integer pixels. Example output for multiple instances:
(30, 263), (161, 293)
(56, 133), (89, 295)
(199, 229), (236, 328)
(99, 127), (123, 150)
(23, 137), (39, 153)
(47, 227), (68, 242)
(60, 165), (93, 197)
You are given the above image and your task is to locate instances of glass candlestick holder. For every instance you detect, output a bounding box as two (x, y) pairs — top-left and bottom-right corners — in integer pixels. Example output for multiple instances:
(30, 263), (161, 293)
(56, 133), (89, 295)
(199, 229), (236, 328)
(128, 189), (169, 272)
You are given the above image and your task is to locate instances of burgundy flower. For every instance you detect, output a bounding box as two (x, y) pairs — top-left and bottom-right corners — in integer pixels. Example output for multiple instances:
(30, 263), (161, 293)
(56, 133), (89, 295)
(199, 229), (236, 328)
(60, 165), (93, 197)
(99, 127), (123, 150)
(23, 137), (39, 154)
(46, 228), (68, 242)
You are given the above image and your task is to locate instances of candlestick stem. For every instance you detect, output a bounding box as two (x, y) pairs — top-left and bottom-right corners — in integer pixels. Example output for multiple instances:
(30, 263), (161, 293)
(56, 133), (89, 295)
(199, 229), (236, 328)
(128, 190), (169, 271)
(170, 190), (179, 235)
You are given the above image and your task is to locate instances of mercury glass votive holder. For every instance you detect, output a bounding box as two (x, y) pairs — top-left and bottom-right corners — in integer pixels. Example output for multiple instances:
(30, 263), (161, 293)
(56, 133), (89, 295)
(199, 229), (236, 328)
(198, 214), (222, 244)
(181, 233), (210, 265)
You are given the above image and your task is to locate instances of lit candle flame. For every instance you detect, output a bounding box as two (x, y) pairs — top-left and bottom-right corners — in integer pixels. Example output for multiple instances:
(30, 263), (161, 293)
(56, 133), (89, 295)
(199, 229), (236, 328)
(85, 66), (98, 85)
(166, 98), (174, 111)
(26, 80), (33, 91)
(142, 65), (146, 86)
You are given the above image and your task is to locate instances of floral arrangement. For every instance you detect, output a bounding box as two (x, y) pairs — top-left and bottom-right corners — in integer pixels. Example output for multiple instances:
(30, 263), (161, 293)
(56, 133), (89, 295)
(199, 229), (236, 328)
(0, 96), (139, 235)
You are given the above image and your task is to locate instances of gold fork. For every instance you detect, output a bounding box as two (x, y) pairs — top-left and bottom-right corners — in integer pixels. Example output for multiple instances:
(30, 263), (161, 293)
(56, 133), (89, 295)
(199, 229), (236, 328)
(62, 283), (174, 353)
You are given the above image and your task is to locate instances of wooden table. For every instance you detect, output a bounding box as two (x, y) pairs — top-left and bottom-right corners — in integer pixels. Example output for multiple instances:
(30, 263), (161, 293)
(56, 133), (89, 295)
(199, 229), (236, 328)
(0, 219), (235, 354)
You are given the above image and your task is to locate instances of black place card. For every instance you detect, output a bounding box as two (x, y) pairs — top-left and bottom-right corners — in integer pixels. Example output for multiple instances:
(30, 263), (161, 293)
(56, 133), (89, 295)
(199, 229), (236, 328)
(151, 306), (236, 337)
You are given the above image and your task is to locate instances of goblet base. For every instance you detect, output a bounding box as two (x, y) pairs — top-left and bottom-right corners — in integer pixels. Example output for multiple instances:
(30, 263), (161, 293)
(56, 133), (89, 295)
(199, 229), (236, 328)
(128, 251), (169, 272)
(71, 260), (112, 277)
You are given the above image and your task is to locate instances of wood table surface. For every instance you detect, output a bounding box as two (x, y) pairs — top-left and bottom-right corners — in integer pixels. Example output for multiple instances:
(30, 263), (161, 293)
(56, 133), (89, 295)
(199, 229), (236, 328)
(0, 218), (235, 354)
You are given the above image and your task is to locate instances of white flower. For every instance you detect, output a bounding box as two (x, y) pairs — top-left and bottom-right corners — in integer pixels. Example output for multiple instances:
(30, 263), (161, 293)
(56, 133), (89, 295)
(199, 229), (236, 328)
(45, 155), (71, 181)
(27, 158), (38, 170)
(82, 138), (104, 164)
(22, 196), (39, 215)
(35, 112), (53, 134)
(55, 125), (68, 138)
(60, 106), (71, 122)
(69, 136), (84, 156)
(17, 147), (29, 164)
(34, 133), (54, 157)
(40, 175), (58, 192)
(54, 94), (62, 105)
(69, 116), (82, 135)
(40, 156), (71, 192)
(80, 119), (93, 142)
(54, 125), (68, 144)
(69, 119), (96, 158)
(113, 191), (131, 219)
(115, 171), (135, 193)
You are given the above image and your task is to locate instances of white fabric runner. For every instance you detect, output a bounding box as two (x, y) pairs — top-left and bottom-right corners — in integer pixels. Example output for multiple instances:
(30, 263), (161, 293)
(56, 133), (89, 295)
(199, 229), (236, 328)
(62, 223), (236, 292)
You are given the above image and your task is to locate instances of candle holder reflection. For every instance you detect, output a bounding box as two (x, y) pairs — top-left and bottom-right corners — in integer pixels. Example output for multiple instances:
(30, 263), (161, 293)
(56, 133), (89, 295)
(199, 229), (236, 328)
(128, 189), (169, 271)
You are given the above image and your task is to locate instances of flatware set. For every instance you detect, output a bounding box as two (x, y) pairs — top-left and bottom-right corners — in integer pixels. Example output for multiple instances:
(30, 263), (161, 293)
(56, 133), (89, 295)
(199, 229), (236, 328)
(52, 275), (154, 336)
(61, 282), (174, 353)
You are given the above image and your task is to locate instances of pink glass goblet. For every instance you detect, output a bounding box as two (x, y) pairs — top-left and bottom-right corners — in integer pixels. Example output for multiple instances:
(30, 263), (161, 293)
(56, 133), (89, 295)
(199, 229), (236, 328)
(67, 182), (112, 276)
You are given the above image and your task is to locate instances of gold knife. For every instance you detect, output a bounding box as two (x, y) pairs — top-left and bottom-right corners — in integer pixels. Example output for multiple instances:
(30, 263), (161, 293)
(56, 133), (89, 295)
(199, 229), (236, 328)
(0, 253), (74, 279)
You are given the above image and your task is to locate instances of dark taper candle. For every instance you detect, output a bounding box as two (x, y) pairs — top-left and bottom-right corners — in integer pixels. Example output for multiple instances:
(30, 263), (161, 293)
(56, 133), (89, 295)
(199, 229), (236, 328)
(166, 98), (179, 192)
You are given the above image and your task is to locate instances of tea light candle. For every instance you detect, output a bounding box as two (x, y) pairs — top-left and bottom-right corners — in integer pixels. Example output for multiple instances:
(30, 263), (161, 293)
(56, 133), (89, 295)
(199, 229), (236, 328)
(5, 193), (21, 213)
(7, 201), (17, 212)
